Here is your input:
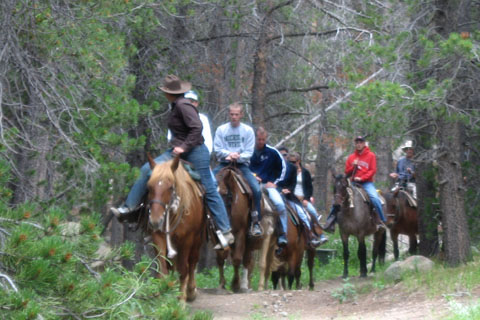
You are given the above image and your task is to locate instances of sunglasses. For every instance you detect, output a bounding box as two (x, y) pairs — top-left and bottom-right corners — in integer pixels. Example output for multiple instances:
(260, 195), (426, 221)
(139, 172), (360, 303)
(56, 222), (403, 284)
(281, 153), (288, 157)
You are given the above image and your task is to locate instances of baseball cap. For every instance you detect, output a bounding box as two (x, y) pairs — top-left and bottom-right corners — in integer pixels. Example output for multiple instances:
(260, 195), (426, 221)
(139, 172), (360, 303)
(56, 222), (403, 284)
(184, 90), (199, 101)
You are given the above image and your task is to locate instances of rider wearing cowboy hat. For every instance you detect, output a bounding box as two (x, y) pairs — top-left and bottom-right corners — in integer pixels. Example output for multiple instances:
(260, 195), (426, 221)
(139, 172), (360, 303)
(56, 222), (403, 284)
(111, 75), (234, 248)
(390, 140), (416, 198)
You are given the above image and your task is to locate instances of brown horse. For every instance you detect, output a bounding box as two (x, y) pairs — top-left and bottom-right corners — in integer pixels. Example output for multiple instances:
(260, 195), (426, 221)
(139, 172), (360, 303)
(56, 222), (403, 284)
(215, 165), (256, 292)
(384, 189), (418, 260)
(333, 174), (386, 278)
(256, 194), (277, 291)
(147, 155), (205, 302)
(270, 202), (317, 290)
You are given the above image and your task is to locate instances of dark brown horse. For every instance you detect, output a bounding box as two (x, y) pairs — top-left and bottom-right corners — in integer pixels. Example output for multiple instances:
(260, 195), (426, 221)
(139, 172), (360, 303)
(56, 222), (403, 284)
(384, 189), (418, 260)
(333, 174), (386, 278)
(147, 155), (205, 302)
(215, 165), (260, 292)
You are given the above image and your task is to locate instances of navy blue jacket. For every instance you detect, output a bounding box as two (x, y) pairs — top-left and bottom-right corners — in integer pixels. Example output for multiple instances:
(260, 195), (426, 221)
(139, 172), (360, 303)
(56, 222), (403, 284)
(249, 144), (286, 184)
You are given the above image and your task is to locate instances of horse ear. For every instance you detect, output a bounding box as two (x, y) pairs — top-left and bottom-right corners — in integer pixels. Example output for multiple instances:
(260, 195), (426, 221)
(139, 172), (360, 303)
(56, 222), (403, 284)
(147, 152), (156, 170)
(171, 155), (180, 172)
(330, 167), (337, 180)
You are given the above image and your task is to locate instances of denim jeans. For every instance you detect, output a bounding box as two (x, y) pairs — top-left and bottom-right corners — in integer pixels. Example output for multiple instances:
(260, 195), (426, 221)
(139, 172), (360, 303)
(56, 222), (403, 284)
(304, 202), (319, 223)
(182, 144), (231, 232)
(213, 163), (262, 219)
(264, 187), (287, 244)
(125, 151), (172, 209)
(125, 145), (231, 232)
(287, 201), (311, 231)
(361, 182), (386, 222)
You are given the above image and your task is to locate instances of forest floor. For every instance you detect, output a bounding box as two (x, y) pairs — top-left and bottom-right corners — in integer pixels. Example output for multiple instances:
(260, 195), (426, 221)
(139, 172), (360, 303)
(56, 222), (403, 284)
(189, 276), (480, 319)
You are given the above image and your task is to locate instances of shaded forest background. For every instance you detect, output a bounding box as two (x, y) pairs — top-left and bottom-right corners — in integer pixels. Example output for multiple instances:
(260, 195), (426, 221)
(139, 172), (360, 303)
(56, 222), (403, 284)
(1, 1), (480, 316)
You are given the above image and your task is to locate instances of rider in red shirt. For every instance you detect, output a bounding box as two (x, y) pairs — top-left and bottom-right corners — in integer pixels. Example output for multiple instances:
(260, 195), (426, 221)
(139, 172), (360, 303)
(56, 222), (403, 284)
(324, 135), (386, 232)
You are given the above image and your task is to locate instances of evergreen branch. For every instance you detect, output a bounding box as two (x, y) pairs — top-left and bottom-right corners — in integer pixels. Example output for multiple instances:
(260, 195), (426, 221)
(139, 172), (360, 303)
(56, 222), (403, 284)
(75, 255), (100, 279)
(0, 273), (18, 292)
(0, 217), (45, 230)
(82, 288), (138, 318)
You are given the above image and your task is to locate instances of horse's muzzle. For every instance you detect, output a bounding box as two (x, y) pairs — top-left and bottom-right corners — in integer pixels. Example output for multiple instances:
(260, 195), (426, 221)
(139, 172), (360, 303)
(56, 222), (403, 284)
(149, 215), (164, 231)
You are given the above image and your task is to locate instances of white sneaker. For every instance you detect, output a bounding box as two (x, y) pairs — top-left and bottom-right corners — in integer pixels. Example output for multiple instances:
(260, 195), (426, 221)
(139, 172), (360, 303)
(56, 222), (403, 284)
(110, 206), (132, 217)
(213, 232), (235, 250)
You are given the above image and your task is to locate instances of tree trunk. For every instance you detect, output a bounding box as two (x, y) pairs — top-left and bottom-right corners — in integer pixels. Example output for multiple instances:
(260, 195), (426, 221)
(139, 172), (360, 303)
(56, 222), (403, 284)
(437, 120), (471, 265)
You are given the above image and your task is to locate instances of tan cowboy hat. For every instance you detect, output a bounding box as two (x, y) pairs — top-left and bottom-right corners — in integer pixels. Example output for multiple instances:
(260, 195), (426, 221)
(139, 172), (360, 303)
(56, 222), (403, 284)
(401, 140), (414, 150)
(159, 75), (191, 94)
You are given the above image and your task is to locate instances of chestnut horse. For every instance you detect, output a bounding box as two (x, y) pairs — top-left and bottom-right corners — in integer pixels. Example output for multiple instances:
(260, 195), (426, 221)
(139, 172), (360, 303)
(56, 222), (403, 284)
(215, 165), (257, 292)
(384, 189), (418, 260)
(270, 202), (317, 290)
(333, 174), (386, 278)
(146, 155), (205, 302)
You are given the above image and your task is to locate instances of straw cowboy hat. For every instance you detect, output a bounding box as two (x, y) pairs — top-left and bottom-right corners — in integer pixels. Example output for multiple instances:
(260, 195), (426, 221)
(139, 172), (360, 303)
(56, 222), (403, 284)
(159, 75), (191, 94)
(401, 140), (414, 150)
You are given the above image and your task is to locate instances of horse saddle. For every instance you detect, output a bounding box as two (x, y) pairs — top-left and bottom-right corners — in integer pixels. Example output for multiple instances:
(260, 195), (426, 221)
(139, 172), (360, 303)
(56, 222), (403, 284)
(230, 169), (253, 197)
(284, 201), (300, 227)
(179, 160), (204, 198)
(400, 190), (417, 208)
(349, 184), (386, 207)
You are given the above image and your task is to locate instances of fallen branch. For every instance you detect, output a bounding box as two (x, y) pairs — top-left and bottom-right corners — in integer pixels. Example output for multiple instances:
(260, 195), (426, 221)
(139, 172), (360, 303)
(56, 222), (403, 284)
(274, 68), (384, 148)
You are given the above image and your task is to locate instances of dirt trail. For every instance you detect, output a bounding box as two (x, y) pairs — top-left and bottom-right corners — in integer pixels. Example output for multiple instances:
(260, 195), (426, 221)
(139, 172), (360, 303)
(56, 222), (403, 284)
(189, 277), (476, 319)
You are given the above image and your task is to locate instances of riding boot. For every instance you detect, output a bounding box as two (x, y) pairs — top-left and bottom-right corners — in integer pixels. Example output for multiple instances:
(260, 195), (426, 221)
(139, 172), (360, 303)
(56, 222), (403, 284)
(275, 233), (287, 257)
(303, 223), (321, 249)
(372, 208), (386, 231)
(323, 208), (338, 233)
(248, 211), (263, 238)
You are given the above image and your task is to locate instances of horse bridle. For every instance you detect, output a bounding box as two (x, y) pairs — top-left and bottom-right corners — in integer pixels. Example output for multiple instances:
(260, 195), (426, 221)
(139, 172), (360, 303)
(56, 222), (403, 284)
(148, 181), (181, 233)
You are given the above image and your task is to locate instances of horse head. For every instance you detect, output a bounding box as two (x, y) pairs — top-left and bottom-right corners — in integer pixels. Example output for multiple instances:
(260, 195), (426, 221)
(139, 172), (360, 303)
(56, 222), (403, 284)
(146, 156), (181, 231)
(215, 166), (232, 196)
(333, 174), (349, 208)
(384, 191), (399, 228)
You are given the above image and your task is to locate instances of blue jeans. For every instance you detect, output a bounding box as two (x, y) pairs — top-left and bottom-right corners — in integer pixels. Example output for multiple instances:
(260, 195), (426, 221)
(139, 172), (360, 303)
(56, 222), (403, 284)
(125, 145), (231, 233)
(287, 201), (311, 231)
(304, 202), (319, 223)
(125, 151), (172, 209)
(361, 182), (386, 222)
(213, 163), (262, 219)
(264, 187), (287, 244)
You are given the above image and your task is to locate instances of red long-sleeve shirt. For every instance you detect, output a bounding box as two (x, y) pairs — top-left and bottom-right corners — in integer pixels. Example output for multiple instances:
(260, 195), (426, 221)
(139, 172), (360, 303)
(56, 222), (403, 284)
(345, 146), (377, 182)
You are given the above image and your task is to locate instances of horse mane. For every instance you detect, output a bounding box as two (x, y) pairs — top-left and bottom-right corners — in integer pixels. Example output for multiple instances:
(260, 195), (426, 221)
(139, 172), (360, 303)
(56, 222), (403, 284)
(148, 160), (197, 215)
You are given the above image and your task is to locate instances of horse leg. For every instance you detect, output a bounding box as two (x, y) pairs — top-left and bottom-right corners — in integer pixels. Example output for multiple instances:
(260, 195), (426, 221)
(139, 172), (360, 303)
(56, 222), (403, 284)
(371, 230), (386, 273)
(187, 239), (202, 302)
(216, 251), (227, 289)
(177, 249), (189, 302)
(391, 230), (400, 260)
(409, 233), (418, 255)
(271, 270), (280, 290)
(231, 232), (245, 293)
(152, 232), (169, 276)
(341, 234), (350, 279)
(241, 247), (254, 291)
(358, 237), (368, 278)
(258, 232), (274, 291)
(307, 248), (315, 290)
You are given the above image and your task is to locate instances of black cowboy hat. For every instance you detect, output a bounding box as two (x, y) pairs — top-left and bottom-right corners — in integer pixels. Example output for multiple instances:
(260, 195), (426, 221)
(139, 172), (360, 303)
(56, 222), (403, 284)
(160, 75), (192, 94)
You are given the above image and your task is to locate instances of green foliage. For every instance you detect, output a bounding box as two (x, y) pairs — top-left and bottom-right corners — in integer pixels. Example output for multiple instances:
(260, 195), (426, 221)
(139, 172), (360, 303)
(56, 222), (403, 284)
(0, 204), (209, 319)
(331, 279), (357, 303)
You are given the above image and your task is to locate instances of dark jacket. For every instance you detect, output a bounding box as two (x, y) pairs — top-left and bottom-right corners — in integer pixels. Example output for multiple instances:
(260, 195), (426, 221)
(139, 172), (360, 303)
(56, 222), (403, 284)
(277, 162), (301, 204)
(300, 167), (313, 201)
(167, 97), (204, 153)
(249, 144), (286, 184)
